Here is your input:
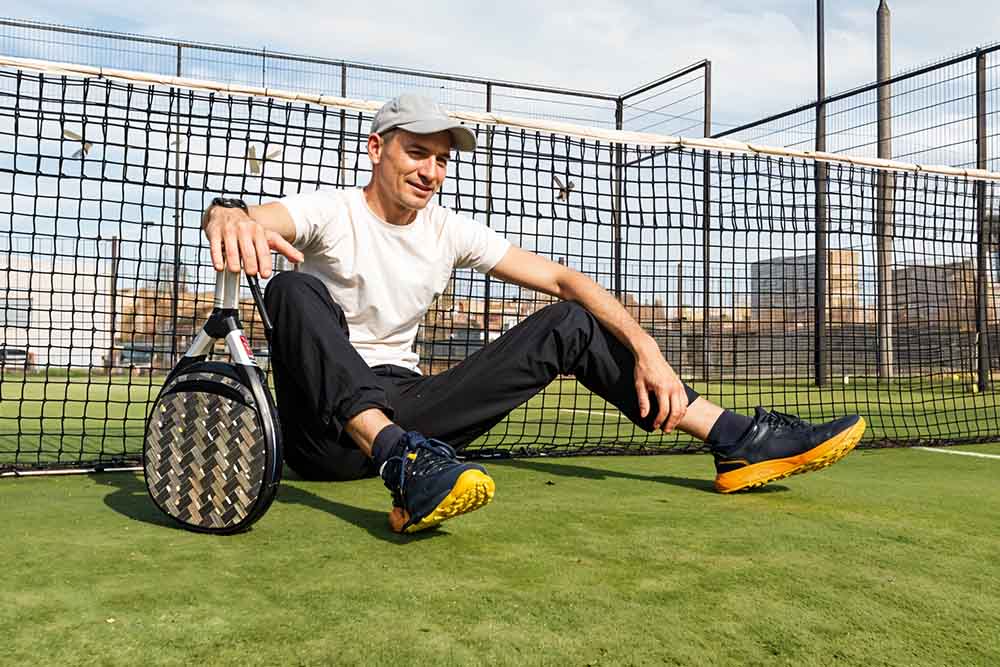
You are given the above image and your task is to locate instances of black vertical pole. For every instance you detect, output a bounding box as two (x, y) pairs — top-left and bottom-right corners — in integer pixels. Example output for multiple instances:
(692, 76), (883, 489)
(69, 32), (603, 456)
(107, 235), (119, 373)
(814, 0), (828, 387)
(339, 62), (347, 187)
(170, 43), (183, 366)
(613, 99), (623, 299)
(483, 83), (493, 345)
(701, 61), (713, 381)
(975, 49), (990, 393)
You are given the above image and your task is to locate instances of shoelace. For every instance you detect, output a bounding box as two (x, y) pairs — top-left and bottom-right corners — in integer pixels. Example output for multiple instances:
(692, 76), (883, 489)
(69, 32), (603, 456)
(763, 410), (809, 430)
(383, 435), (461, 506)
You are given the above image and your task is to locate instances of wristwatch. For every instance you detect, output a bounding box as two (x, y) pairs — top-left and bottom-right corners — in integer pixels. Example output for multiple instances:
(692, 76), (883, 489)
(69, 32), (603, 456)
(210, 196), (249, 214)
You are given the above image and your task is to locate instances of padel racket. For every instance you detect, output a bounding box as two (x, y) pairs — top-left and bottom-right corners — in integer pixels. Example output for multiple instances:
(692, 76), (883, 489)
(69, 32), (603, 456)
(143, 269), (282, 534)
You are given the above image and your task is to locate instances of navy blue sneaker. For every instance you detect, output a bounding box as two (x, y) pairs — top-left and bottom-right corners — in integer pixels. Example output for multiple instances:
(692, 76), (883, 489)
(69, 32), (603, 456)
(379, 432), (495, 533)
(713, 408), (865, 493)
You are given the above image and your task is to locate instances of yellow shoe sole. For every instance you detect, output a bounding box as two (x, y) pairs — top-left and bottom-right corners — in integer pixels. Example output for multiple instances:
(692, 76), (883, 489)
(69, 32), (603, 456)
(715, 417), (866, 494)
(388, 468), (495, 534)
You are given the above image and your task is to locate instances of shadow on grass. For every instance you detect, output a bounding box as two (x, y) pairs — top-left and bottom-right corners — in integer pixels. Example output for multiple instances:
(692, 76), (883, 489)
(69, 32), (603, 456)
(492, 458), (789, 494)
(91, 471), (441, 543)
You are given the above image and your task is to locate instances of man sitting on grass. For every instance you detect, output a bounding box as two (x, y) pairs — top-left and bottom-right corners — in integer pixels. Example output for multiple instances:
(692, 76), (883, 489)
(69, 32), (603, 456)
(201, 94), (866, 534)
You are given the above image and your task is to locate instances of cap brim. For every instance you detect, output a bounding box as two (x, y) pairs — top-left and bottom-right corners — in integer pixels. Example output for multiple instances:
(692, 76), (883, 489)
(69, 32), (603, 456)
(396, 119), (477, 152)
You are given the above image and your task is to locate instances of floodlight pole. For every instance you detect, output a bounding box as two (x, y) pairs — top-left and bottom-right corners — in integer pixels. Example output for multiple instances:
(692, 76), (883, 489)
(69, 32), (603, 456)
(875, 0), (896, 379)
(814, 0), (829, 387)
(975, 49), (990, 392)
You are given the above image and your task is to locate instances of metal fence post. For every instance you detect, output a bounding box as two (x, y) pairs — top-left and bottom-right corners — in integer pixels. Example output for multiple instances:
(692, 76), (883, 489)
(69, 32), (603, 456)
(613, 98), (624, 300)
(876, 0), (895, 379)
(170, 43), (183, 366)
(483, 83), (493, 345)
(976, 49), (990, 392)
(701, 61), (713, 380)
(339, 62), (347, 187)
(814, 0), (829, 387)
(107, 236), (119, 372)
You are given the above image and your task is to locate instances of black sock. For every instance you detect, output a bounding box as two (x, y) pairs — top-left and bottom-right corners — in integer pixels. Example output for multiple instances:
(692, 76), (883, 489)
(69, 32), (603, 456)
(706, 410), (754, 447)
(372, 424), (407, 471)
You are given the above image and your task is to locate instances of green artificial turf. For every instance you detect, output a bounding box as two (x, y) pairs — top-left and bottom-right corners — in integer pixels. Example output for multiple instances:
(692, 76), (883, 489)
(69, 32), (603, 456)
(3, 372), (1000, 469)
(2, 446), (999, 666)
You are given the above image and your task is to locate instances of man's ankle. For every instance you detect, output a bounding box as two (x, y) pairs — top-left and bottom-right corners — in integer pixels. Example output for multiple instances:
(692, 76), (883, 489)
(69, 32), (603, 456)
(372, 424), (407, 470)
(706, 410), (754, 448)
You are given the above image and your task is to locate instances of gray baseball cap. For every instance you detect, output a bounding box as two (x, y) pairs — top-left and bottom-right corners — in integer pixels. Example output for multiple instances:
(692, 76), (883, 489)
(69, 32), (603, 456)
(370, 93), (477, 152)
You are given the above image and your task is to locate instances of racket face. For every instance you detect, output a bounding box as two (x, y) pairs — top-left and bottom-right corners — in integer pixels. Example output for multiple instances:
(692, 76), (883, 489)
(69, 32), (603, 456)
(144, 368), (278, 533)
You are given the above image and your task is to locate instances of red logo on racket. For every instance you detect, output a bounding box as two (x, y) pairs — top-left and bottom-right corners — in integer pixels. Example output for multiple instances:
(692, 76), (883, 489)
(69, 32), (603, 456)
(240, 335), (255, 359)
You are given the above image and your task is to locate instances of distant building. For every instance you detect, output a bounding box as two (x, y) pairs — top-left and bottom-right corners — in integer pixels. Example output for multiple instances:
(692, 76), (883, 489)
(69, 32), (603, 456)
(751, 249), (860, 325)
(892, 258), (998, 326)
(1, 253), (112, 367)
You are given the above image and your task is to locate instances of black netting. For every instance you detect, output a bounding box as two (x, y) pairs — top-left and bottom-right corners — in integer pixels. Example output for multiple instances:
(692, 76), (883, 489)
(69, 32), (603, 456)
(1, 64), (999, 471)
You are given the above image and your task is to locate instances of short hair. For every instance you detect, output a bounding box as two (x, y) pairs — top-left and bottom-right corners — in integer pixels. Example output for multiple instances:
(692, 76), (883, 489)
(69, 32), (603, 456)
(377, 129), (399, 145)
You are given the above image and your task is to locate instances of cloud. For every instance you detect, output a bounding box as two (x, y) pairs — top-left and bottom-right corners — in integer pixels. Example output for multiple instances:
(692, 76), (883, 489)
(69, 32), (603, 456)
(3, 0), (998, 132)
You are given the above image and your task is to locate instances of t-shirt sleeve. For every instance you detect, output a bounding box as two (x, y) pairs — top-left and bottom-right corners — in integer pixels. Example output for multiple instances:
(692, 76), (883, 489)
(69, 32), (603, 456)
(277, 190), (339, 253)
(449, 213), (512, 273)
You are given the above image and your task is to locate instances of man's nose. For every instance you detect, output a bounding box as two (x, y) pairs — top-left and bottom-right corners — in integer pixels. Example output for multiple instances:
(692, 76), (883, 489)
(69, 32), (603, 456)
(417, 156), (437, 180)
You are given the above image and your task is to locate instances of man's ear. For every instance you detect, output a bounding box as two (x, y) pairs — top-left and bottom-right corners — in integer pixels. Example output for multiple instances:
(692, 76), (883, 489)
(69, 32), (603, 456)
(367, 133), (383, 165)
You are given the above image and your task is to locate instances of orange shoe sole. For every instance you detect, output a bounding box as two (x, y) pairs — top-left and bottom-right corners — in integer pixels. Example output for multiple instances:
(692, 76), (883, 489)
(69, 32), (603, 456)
(714, 417), (866, 494)
(388, 468), (495, 534)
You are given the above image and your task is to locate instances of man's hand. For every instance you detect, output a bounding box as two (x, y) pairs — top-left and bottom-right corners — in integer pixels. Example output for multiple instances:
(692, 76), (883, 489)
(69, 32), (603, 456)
(203, 203), (303, 278)
(633, 336), (688, 433)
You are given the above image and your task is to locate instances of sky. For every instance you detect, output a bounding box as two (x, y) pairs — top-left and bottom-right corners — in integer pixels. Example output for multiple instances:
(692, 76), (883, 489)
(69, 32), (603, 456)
(3, 0), (999, 131)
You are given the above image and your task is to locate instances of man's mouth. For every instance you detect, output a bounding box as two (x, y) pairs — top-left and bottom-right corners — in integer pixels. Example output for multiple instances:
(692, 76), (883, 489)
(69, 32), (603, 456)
(407, 181), (433, 195)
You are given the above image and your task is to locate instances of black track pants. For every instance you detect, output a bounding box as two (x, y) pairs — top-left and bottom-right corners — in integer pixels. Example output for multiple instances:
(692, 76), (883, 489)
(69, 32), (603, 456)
(264, 272), (699, 481)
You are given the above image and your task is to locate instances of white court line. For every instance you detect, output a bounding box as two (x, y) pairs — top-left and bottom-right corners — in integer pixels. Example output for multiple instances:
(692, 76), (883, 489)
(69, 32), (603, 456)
(914, 447), (1000, 460)
(559, 408), (628, 421)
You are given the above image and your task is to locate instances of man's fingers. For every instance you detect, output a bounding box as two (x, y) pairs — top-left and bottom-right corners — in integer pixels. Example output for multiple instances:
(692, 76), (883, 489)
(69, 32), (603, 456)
(664, 388), (688, 433)
(268, 232), (304, 264)
(635, 381), (650, 419)
(238, 229), (259, 276)
(653, 386), (670, 430)
(207, 227), (224, 271)
(253, 231), (272, 278)
(222, 225), (242, 273)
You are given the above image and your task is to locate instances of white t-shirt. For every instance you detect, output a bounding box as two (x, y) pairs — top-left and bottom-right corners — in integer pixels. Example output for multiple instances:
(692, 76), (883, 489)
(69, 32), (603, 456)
(279, 187), (511, 373)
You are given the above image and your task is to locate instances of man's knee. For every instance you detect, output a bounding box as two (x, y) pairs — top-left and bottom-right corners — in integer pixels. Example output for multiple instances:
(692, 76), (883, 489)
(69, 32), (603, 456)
(537, 300), (595, 333)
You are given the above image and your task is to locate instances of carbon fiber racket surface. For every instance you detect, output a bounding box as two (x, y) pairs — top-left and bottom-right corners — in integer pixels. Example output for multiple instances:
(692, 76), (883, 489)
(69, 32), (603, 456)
(144, 366), (279, 533)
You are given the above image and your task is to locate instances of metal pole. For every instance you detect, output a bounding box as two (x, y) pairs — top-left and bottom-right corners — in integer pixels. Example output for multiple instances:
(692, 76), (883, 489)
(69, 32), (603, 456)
(170, 43), (183, 366)
(612, 99), (624, 300)
(701, 61), (713, 381)
(339, 62), (347, 187)
(814, 0), (829, 387)
(976, 49), (990, 392)
(876, 0), (895, 379)
(107, 236), (119, 373)
(483, 83), (493, 345)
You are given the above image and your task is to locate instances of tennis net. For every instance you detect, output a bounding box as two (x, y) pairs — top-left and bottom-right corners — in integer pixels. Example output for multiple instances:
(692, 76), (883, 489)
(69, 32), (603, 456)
(2, 55), (999, 472)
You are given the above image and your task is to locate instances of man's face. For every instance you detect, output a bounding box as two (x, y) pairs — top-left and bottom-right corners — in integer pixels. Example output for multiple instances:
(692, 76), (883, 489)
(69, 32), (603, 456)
(369, 129), (452, 211)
